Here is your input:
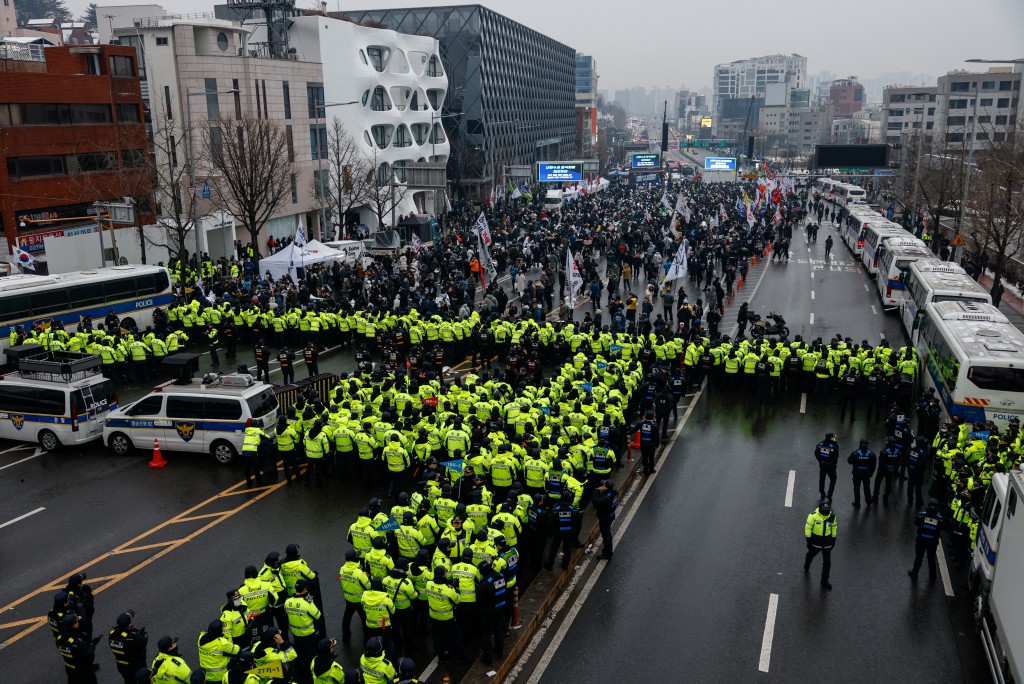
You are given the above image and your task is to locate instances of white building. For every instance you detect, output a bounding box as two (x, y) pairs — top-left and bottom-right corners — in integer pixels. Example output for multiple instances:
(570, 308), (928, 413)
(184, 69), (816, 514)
(714, 54), (807, 118)
(880, 85), (938, 145)
(288, 14), (449, 228)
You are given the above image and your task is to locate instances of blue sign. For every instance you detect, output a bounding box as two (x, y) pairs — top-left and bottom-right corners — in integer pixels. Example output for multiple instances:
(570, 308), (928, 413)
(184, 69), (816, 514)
(873, 169), (896, 177)
(610, 344), (623, 353)
(375, 517), (400, 532)
(631, 153), (662, 170)
(440, 459), (464, 474)
(201, 180), (211, 199)
(704, 157), (737, 171)
(577, 382), (593, 394)
(971, 430), (991, 442)
(538, 162), (583, 183)
(596, 361), (609, 370)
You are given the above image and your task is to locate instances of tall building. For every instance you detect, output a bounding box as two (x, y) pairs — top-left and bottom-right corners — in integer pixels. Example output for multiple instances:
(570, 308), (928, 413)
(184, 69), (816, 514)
(934, 66), (1022, 147)
(345, 5), (576, 196)
(713, 54), (807, 118)
(576, 54), (598, 107)
(288, 14), (450, 224)
(0, 43), (152, 264)
(880, 85), (938, 145)
(0, 0), (16, 37)
(829, 77), (864, 117)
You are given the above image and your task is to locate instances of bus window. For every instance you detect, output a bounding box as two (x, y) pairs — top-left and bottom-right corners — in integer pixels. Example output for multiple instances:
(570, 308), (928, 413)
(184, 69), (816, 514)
(967, 366), (1024, 392)
(135, 274), (158, 295)
(103, 278), (135, 302)
(0, 385), (36, 412)
(68, 283), (104, 308)
(30, 289), (70, 315)
(205, 398), (243, 421)
(35, 388), (66, 415)
(0, 294), (31, 321)
(154, 270), (170, 292)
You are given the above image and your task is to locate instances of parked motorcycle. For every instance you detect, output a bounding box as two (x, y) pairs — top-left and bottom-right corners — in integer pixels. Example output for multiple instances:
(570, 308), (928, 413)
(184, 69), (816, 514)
(748, 311), (790, 339)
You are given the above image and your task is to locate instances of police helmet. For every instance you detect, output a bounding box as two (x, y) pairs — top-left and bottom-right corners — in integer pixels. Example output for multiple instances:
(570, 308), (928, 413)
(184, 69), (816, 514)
(365, 637), (384, 656)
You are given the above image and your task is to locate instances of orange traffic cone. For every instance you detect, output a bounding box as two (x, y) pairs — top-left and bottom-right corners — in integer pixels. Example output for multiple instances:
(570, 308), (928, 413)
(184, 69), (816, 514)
(149, 438), (167, 468)
(752, 255), (758, 265)
(738, 276), (744, 288)
(628, 431), (640, 461)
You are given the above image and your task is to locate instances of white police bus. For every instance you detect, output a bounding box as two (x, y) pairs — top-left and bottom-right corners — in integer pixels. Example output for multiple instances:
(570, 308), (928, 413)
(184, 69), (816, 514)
(915, 300), (1024, 429)
(0, 265), (172, 348)
(875, 242), (933, 309)
(902, 260), (991, 338)
(861, 222), (913, 275)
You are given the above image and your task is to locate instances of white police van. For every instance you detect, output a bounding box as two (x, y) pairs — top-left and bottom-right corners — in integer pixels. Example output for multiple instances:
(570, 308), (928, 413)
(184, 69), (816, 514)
(0, 350), (116, 451)
(103, 372), (278, 464)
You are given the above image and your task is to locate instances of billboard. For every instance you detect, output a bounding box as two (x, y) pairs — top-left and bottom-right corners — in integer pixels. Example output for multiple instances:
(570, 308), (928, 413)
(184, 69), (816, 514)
(765, 82), (788, 107)
(629, 171), (663, 188)
(704, 157), (737, 171)
(537, 162), (584, 182)
(700, 117), (713, 128)
(630, 153), (662, 170)
(814, 144), (889, 169)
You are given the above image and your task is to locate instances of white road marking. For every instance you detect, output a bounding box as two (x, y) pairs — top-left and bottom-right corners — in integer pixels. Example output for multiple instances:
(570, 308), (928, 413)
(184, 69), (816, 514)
(800, 393), (807, 414)
(870, 304), (878, 315)
(419, 658), (439, 681)
(758, 593), (780, 673)
(937, 542), (955, 598)
(811, 290), (815, 300)
(514, 383), (706, 684)
(0, 445), (32, 455)
(864, 283), (869, 291)
(0, 507), (45, 530)
(809, 312), (815, 325)
(810, 272), (814, 280)
(785, 471), (796, 508)
(0, 447), (44, 471)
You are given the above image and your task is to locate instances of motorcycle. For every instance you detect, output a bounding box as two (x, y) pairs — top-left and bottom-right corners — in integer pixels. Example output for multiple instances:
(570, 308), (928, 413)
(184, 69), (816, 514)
(748, 311), (790, 339)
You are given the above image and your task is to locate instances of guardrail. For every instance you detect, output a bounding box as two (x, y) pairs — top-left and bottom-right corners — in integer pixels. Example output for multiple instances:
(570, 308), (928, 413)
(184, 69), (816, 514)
(0, 43), (46, 63)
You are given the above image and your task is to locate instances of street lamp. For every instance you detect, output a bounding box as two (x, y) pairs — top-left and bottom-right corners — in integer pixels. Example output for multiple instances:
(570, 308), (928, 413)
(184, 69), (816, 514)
(313, 99), (360, 240)
(185, 86), (238, 268)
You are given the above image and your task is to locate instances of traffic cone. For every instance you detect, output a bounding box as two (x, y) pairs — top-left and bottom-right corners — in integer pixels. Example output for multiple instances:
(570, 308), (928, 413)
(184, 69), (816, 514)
(628, 431), (640, 461)
(149, 438), (167, 468)
(752, 255), (758, 265)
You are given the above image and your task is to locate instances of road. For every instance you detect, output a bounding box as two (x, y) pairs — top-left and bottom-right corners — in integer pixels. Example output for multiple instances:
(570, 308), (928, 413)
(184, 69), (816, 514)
(510, 222), (990, 683)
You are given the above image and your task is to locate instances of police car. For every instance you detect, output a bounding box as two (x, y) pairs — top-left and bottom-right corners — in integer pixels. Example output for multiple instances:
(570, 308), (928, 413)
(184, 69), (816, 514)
(0, 349), (116, 451)
(103, 373), (278, 464)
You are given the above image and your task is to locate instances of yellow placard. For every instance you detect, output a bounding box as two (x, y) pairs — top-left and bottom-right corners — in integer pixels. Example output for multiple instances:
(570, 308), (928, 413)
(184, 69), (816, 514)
(247, 661), (284, 677)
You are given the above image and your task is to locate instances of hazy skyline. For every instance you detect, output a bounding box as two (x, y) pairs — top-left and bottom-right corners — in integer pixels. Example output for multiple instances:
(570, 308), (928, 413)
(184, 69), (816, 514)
(70, 0), (1024, 92)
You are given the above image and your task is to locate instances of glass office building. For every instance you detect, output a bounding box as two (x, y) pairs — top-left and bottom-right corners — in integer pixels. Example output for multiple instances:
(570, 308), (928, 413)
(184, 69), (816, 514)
(346, 5), (577, 195)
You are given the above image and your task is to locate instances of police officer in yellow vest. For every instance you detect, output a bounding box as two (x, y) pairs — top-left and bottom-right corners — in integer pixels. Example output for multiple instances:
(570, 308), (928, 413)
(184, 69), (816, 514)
(804, 499), (838, 590)
(304, 420), (330, 487)
(238, 565), (278, 645)
(242, 424), (270, 488)
(284, 579), (322, 681)
(197, 619), (240, 682)
(219, 590), (248, 647)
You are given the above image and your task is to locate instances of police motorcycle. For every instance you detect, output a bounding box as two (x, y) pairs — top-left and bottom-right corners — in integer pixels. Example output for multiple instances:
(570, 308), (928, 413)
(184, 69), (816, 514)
(747, 311), (790, 340)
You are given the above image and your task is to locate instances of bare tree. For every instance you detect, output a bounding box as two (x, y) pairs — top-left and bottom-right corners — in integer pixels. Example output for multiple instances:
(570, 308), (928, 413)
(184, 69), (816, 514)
(149, 112), (199, 270)
(310, 117), (371, 240)
(203, 116), (292, 272)
(915, 133), (969, 243)
(363, 147), (408, 230)
(965, 120), (1024, 291)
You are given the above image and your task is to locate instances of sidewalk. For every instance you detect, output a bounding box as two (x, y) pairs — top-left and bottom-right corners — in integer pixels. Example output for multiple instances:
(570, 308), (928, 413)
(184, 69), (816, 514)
(977, 273), (1024, 332)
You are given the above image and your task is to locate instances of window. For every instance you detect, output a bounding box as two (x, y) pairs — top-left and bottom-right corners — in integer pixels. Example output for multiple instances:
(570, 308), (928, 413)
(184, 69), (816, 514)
(155, 36), (168, 46)
(976, 131), (989, 141)
(127, 395), (163, 416)
(950, 82), (970, 92)
(307, 83), (325, 119)
(216, 32), (229, 52)
(169, 135), (178, 167)
(889, 108), (904, 117)
(246, 389), (278, 418)
(946, 116), (966, 126)
(30, 289), (69, 314)
(85, 54), (101, 75)
(0, 386), (36, 414)
(946, 132), (963, 143)
(35, 388), (66, 416)
(926, 122), (934, 130)
(426, 55), (442, 77)
(122, 149), (147, 168)
(927, 107), (935, 115)
(968, 366), (1024, 392)
(994, 132), (1006, 142)
(282, 81), (291, 119)
(205, 78), (220, 119)
(166, 396), (205, 419)
(309, 124), (326, 160)
(889, 94), (905, 103)
(205, 398), (242, 420)
(949, 99), (968, 110)
(370, 86), (390, 111)
(997, 98), (1011, 108)
(285, 125), (294, 162)
(6, 155), (67, 178)
(133, 274), (158, 295)
(290, 173), (297, 204)
(999, 81), (1012, 91)
(366, 46), (388, 72)
(978, 115), (991, 124)
(116, 104), (140, 123)
(996, 115), (1008, 125)
(209, 126), (223, 165)
(103, 277), (135, 301)
(980, 98), (993, 107)
(982, 81), (995, 90)
(164, 86), (173, 120)
(109, 55), (135, 78)
(73, 152), (116, 173)
(393, 124), (411, 147)
(313, 169), (329, 201)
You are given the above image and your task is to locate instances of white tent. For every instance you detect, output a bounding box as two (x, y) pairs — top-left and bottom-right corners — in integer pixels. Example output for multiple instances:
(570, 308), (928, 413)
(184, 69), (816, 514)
(260, 243), (336, 283)
(302, 239), (345, 261)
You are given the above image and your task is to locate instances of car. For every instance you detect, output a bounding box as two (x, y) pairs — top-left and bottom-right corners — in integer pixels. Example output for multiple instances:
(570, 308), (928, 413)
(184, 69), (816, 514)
(103, 373), (279, 464)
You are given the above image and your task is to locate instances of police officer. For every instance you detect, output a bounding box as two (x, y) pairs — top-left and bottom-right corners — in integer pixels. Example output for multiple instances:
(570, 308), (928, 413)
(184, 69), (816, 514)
(391, 657), (424, 684)
(476, 559), (507, 666)
(284, 579), (322, 683)
(304, 420), (331, 487)
(908, 499), (944, 581)
(242, 423), (270, 488)
(151, 636), (193, 683)
(57, 613), (100, 684)
(814, 433), (839, 499)
(108, 611), (148, 684)
(545, 499), (581, 571)
(873, 436), (901, 503)
(303, 342), (319, 377)
(48, 591), (80, 642)
(804, 499), (837, 590)
(848, 438), (876, 508)
(905, 435), (929, 507)
(254, 340), (271, 384)
(310, 638), (352, 684)
(197, 620), (240, 682)
(238, 566), (278, 645)
(278, 347), (295, 385)
(638, 410), (658, 475)
(592, 479), (618, 560)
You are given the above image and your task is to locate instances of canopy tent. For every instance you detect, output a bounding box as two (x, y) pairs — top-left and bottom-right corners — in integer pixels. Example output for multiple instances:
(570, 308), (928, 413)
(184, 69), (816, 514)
(260, 242), (342, 283)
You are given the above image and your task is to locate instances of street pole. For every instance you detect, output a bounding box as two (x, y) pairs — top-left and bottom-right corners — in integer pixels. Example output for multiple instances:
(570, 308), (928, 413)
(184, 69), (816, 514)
(911, 108), (925, 221)
(94, 202), (106, 267)
(185, 89), (199, 268)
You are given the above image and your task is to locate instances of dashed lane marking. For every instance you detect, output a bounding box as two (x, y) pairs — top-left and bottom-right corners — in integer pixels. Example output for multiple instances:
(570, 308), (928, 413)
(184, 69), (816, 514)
(785, 471), (795, 508)
(0, 507), (45, 530)
(758, 593), (780, 673)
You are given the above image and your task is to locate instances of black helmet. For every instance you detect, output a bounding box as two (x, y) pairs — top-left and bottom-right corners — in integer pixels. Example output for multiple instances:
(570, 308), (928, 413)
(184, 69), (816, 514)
(365, 636), (384, 656)
(819, 499), (832, 515)
(859, 438), (869, 447)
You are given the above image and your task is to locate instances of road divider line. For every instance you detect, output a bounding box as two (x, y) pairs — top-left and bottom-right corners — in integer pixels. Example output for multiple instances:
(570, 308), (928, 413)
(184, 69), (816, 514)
(809, 312), (815, 325)
(800, 393), (807, 414)
(112, 540), (176, 555)
(870, 304), (878, 315)
(785, 471), (796, 508)
(811, 290), (815, 300)
(936, 542), (955, 598)
(758, 593), (780, 673)
(864, 283), (869, 291)
(0, 507), (44, 530)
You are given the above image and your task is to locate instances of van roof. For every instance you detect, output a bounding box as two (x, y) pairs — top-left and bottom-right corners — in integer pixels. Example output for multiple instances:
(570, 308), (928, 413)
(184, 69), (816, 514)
(0, 372), (110, 389)
(152, 378), (271, 397)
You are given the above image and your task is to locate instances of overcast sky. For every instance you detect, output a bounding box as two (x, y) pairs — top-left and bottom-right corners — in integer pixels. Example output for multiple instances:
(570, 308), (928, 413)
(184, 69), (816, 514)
(75, 0), (1024, 92)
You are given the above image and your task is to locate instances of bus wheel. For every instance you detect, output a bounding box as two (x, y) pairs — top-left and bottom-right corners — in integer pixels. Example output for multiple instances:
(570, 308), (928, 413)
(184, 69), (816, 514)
(108, 432), (134, 456)
(211, 440), (237, 465)
(39, 430), (60, 452)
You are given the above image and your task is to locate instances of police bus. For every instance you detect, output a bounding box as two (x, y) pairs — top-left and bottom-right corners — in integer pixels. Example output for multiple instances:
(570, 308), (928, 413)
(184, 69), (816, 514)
(875, 242), (934, 309)
(861, 222), (913, 275)
(0, 265), (172, 349)
(841, 204), (877, 257)
(901, 260), (991, 339)
(915, 300), (1024, 429)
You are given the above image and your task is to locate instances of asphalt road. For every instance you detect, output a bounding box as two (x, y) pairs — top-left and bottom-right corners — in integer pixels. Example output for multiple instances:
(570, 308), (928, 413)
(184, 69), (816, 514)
(512, 223), (990, 683)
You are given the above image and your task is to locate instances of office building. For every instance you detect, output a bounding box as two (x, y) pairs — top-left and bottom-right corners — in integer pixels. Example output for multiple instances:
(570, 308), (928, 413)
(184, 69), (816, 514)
(345, 5), (576, 196)
(829, 77), (864, 117)
(933, 66), (1022, 147)
(576, 54), (598, 107)
(713, 53), (807, 118)
(880, 85), (938, 145)
(0, 43), (152, 264)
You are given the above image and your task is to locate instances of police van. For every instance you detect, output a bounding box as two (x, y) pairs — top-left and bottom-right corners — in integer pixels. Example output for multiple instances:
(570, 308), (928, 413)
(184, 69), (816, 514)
(0, 349), (117, 451)
(103, 372), (278, 465)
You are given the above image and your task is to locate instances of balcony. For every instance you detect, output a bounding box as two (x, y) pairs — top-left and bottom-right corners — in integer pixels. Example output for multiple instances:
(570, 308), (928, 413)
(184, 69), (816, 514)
(0, 43), (46, 63)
